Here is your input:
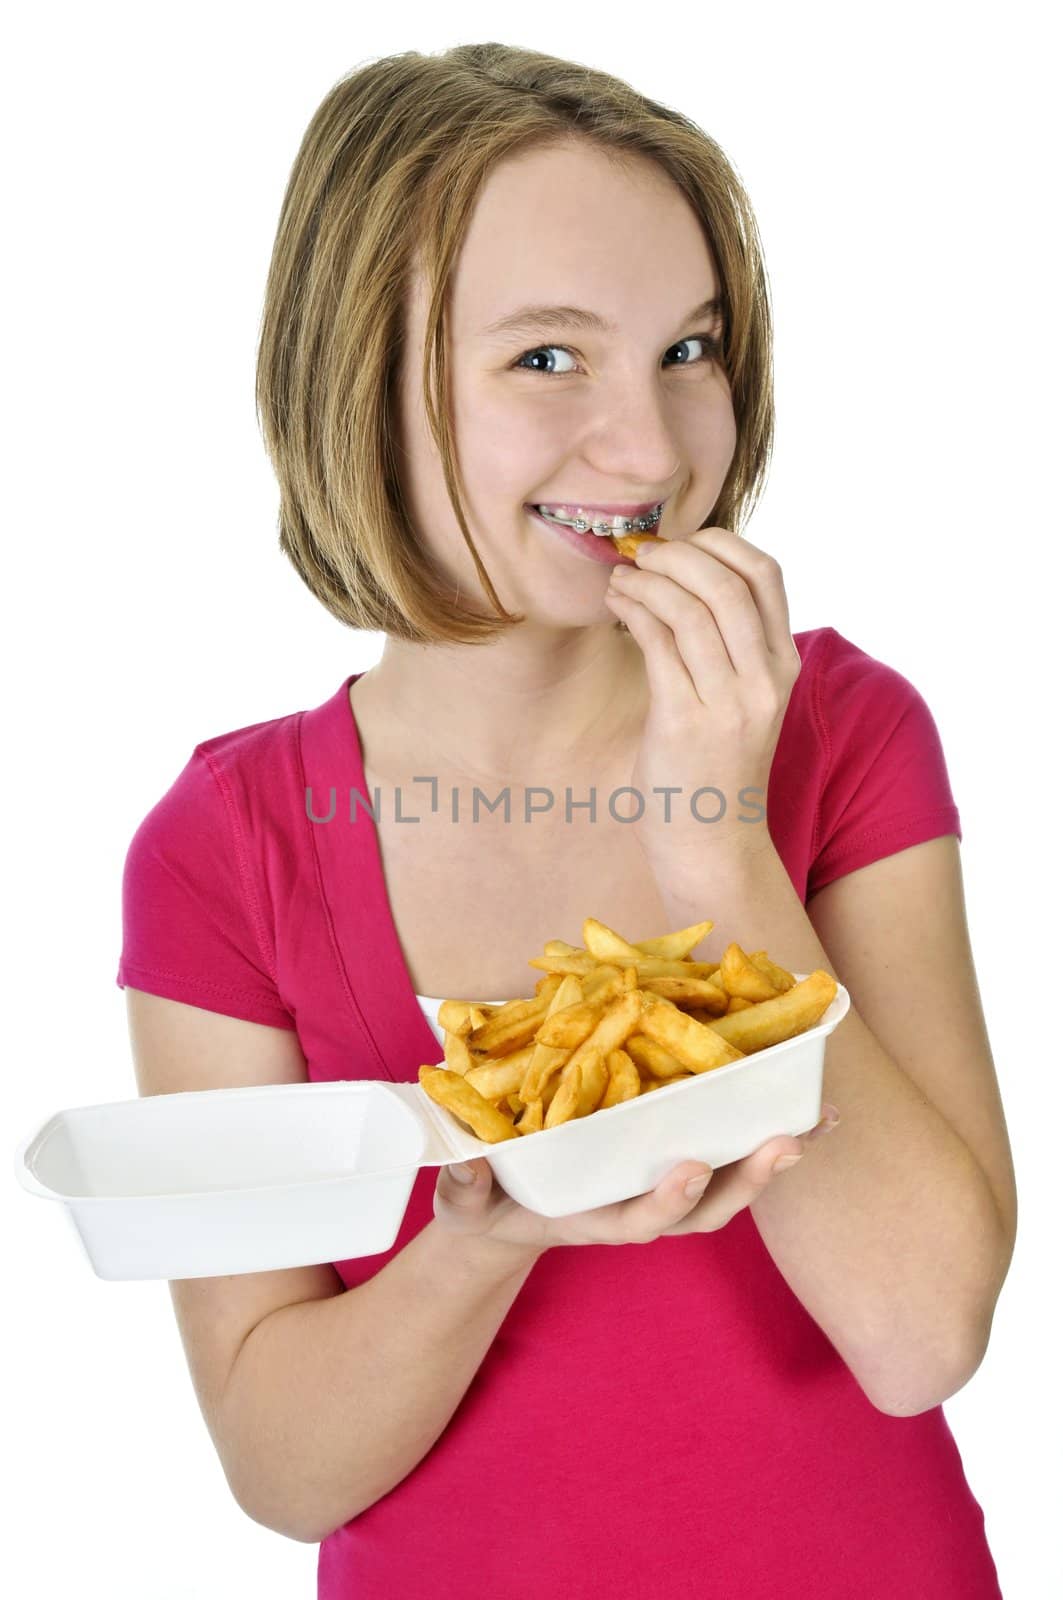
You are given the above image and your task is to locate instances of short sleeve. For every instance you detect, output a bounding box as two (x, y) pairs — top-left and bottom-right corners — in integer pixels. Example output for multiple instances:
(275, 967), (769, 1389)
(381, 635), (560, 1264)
(116, 748), (298, 1030)
(806, 629), (962, 897)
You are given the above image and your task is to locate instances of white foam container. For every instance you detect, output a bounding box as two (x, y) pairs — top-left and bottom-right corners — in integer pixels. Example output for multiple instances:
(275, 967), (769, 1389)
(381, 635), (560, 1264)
(14, 974), (848, 1281)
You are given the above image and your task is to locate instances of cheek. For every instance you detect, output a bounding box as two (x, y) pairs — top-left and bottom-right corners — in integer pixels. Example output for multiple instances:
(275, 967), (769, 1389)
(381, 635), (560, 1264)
(723, 414), (739, 473)
(675, 389), (738, 481)
(457, 374), (565, 446)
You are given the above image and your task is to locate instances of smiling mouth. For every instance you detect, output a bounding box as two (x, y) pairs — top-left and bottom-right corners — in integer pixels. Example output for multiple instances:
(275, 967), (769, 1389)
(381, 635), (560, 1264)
(530, 503), (664, 537)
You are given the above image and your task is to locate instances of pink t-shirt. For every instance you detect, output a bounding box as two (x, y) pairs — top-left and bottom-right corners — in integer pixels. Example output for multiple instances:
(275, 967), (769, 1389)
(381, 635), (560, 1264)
(116, 626), (1001, 1599)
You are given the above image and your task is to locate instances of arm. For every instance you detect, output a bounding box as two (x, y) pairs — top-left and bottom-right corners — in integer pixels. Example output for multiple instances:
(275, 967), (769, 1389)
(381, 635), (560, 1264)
(126, 986), (541, 1546)
(656, 834), (1017, 1418)
(220, 1220), (539, 1542)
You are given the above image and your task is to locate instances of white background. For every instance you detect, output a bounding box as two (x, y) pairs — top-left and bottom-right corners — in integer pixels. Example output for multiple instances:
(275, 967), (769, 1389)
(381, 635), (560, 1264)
(4, 3), (1058, 1595)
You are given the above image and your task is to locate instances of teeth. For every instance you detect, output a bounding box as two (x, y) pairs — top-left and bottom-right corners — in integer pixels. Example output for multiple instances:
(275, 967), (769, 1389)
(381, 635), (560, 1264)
(534, 503), (663, 536)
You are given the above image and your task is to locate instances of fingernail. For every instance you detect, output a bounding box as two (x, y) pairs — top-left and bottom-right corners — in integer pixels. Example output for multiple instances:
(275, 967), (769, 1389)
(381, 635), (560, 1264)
(450, 1163), (476, 1184)
(684, 1172), (711, 1199)
(772, 1153), (803, 1175)
(807, 1109), (841, 1141)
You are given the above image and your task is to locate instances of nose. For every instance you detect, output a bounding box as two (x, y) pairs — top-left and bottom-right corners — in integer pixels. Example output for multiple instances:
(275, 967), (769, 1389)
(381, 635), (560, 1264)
(579, 383), (682, 487)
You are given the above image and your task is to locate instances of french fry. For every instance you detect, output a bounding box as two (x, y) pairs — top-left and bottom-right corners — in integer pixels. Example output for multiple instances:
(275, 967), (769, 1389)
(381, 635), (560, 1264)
(631, 958), (722, 981)
(641, 975), (729, 1011)
(544, 1059), (584, 1128)
(600, 1048), (641, 1109)
(749, 951), (795, 991)
(465, 1043), (538, 1101)
(631, 919), (714, 961)
(541, 1073), (562, 1110)
(706, 971), (838, 1051)
(582, 963), (627, 996)
(467, 980), (563, 1056)
(528, 945), (598, 976)
(515, 1097), (544, 1134)
(612, 528), (663, 559)
(437, 999), (501, 1034)
(725, 997), (755, 1014)
(438, 1000), (472, 1037)
(718, 942), (785, 1003)
(582, 917), (645, 966)
(442, 1029), (478, 1076)
(534, 1002), (606, 1051)
(624, 1033), (689, 1080)
(573, 1047), (610, 1118)
(529, 943), (671, 982)
(519, 1044), (572, 1106)
(418, 1065), (520, 1142)
(636, 991), (746, 1074)
(683, 1007), (726, 1026)
(572, 990), (643, 1069)
(548, 974), (585, 1014)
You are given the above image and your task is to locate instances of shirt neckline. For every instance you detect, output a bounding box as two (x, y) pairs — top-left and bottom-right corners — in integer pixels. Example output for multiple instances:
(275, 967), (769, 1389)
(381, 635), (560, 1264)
(299, 672), (449, 1081)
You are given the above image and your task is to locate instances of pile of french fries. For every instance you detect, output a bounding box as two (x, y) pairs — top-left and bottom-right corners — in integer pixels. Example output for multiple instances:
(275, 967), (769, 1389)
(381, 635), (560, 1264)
(418, 917), (838, 1144)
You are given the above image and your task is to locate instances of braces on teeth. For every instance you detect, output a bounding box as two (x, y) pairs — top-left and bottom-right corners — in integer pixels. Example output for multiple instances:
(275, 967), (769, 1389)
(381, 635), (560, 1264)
(534, 504), (663, 536)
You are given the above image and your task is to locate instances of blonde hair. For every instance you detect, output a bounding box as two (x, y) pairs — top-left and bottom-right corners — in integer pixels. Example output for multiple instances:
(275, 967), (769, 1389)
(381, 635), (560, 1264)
(255, 42), (774, 645)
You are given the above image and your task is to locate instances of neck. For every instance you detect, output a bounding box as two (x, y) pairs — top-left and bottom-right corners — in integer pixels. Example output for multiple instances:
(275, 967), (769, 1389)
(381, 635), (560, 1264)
(350, 621), (647, 788)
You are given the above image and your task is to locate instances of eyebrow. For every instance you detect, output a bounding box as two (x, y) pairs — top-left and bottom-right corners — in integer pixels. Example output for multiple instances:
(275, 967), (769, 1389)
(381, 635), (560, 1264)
(479, 296), (722, 340)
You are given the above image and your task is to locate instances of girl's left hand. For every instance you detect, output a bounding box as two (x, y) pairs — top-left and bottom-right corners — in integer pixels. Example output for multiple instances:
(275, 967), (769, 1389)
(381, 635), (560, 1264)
(603, 526), (802, 887)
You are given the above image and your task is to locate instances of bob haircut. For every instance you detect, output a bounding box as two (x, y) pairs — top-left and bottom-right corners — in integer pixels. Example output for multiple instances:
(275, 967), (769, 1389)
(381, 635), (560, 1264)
(255, 42), (774, 646)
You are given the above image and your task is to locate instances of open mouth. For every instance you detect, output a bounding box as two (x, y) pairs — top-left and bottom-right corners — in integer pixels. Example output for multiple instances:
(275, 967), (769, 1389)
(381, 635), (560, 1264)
(530, 503), (664, 537)
(524, 504), (662, 567)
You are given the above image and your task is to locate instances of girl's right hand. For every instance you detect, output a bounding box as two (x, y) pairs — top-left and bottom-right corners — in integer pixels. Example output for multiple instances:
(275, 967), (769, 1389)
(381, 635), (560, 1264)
(432, 1104), (840, 1254)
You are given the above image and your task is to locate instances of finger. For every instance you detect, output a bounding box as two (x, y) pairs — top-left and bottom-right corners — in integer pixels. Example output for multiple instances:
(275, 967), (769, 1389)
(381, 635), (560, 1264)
(688, 530), (795, 663)
(630, 539), (769, 681)
(558, 1156), (712, 1245)
(613, 564), (769, 709)
(667, 527), (797, 662)
(656, 1138), (803, 1236)
(603, 589), (704, 715)
(637, 527), (797, 672)
(613, 563), (733, 680)
(436, 1156), (491, 1204)
(803, 1103), (841, 1143)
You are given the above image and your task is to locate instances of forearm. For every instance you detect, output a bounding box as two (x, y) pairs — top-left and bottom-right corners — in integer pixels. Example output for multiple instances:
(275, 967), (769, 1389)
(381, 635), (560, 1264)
(657, 848), (1011, 1416)
(219, 1219), (542, 1542)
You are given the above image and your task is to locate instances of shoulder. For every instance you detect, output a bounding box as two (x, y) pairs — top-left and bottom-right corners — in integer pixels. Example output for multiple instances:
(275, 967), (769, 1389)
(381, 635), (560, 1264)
(116, 706), (309, 1029)
(194, 701), (307, 794)
(794, 626), (941, 756)
(794, 623), (916, 692)
(124, 704), (297, 832)
(122, 697), (317, 895)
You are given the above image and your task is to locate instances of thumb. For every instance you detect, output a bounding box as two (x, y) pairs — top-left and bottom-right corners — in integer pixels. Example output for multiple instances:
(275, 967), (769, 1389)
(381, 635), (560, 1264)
(441, 1157), (489, 1195)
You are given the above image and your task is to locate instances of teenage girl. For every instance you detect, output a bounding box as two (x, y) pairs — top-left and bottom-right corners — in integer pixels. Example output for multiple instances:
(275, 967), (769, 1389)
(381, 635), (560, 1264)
(119, 43), (1014, 1598)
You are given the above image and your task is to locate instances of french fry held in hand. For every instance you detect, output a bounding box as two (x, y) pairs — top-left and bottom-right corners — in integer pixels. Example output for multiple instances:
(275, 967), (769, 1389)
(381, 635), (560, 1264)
(416, 919), (838, 1144)
(611, 528), (664, 560)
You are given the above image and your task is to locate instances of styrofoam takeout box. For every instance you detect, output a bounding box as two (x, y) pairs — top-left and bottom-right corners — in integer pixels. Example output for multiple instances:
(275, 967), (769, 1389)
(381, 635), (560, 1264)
(14, 974), (849, 1281)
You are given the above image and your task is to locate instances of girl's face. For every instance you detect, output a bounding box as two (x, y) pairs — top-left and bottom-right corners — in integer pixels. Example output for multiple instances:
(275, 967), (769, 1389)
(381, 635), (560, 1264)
(396, 140), (738, 628)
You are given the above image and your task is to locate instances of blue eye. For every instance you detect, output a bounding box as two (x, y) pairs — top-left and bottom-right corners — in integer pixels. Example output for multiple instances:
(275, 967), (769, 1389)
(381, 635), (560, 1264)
(512, 332), (723, 377)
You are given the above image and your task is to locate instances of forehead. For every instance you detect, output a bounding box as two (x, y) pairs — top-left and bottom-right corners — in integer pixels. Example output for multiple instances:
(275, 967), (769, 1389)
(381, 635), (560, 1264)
(446, 142), (720, 338)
